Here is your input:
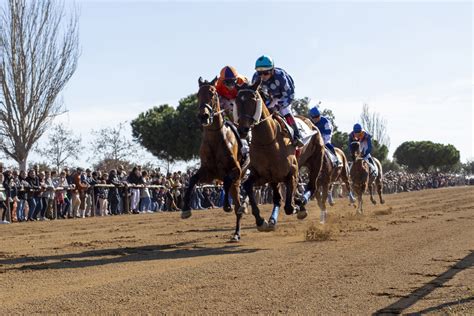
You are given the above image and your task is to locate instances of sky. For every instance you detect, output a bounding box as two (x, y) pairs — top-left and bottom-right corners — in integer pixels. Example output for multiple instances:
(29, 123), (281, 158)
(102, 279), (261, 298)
(21, 0), (473, 170)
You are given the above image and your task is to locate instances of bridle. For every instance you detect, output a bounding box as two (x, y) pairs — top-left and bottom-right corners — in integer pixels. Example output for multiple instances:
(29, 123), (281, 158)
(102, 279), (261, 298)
(198, 84), (225, 129)
(236, 88), (277, 147)
(235, 89), (272, 128)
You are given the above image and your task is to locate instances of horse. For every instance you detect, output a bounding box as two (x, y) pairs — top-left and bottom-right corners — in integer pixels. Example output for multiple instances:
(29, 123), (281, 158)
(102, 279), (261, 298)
(181, 77), (247, 242)
(313, 145), (355, 223)
(235, 79), (325, 231)
(349, 141), (385, 214)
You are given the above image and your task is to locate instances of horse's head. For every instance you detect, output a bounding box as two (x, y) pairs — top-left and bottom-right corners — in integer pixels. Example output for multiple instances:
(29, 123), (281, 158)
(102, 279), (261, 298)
(197, 76), (219, 126)
(235, 78), (262, 138)
(350, 141), (361, 161)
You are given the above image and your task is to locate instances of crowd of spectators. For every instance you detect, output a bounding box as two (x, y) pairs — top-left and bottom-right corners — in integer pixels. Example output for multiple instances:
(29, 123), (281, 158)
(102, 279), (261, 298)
(0, 164), (471, 224)
(381, 171), (468, 194)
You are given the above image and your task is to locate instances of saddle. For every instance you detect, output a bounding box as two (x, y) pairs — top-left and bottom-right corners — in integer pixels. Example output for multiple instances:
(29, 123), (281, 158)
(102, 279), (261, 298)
(272, 114), (317, 147)
(324, 147), (342, 168)
(365, 157), (378, 178)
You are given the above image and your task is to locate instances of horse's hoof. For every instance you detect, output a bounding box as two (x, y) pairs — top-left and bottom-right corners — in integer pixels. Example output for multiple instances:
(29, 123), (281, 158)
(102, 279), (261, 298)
(380, 199), (385, 204)
(181, 210), (192, 219)
(371, 200), (377, 205)
(237, 205), (247, 215)
(297, 209), (308, 220)
(329, 201), (335, 206)
(284, 206), (297, 216)
(268, 218), (277, 231)
(230, 234), (240, 242)
(223, 205), (232, 213)
(257, 220), (269, 232)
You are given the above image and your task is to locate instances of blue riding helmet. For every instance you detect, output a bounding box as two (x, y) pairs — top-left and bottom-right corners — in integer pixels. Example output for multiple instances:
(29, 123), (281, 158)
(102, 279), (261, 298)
(255, 55), (274, 71)
(309, 106), (320, 118)
(353, 123), (362, 133)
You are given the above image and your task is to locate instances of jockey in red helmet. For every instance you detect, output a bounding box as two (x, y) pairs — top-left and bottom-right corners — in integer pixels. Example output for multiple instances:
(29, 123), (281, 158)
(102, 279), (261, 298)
(216, 66), (248, 122)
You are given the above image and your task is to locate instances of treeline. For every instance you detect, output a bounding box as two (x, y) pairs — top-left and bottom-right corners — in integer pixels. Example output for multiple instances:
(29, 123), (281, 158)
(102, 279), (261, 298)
(131, 93), (473, 174)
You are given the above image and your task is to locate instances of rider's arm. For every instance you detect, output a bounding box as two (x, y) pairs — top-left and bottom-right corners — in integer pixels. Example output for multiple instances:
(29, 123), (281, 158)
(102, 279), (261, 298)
(276, 73), (295, 108)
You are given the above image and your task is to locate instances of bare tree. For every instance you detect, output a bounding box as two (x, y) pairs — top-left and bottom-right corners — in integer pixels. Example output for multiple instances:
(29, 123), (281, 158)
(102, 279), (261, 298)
(36, 123), (83, 171)
(360, 103), (390, 147)
(0, 0), (79, 170)
(90, 122), (139, 165)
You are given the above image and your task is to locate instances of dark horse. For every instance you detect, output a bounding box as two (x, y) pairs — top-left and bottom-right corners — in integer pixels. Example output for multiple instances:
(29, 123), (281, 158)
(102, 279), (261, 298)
(236, 79), (324, 231)
(313, 145), (354, 223)
(181, 77), (246, 242)
(349, 141), (385, 214)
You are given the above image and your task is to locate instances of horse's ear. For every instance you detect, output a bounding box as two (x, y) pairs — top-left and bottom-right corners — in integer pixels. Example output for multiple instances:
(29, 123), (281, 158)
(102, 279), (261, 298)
(250, 77), (261, 91)
(210, 76), (218, 86)
(198, 76), (204, 87)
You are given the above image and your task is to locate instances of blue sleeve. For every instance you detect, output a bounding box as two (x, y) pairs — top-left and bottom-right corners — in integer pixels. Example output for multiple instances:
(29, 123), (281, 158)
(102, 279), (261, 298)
(320, 117), (332, 135)
(276, 72), (295, 107)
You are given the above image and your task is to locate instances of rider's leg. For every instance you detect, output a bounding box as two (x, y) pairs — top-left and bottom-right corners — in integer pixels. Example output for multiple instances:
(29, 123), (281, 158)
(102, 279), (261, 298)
(281, 107), (303, 146)
(325, 142), (340, 166)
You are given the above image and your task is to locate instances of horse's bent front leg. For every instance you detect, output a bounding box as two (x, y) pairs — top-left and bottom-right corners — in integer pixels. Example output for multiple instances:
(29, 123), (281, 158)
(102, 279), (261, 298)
(243, 173), (267, 231)
(181, 168), (204, 219)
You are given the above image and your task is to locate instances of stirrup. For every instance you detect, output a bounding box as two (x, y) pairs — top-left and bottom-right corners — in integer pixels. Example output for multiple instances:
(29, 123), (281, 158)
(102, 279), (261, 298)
(293, 137), (304, 147)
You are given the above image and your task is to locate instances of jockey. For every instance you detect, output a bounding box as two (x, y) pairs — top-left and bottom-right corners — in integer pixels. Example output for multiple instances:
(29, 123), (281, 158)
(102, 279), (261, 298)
(308, 106), (340, 166)
(252, 55), (304, 147)
(348, 123), (377, 175)
(215, 66), (248, 122)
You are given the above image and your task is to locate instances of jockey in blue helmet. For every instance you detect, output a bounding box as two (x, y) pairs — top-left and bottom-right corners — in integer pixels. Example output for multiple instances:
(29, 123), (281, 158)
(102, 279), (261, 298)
(349, 123), (377, 175)
(252, 55), (303, 147)
(308, 105), (340, 166)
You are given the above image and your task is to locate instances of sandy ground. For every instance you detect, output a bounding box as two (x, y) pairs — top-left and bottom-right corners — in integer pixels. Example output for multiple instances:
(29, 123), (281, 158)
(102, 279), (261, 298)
(0, 186), (473, 314)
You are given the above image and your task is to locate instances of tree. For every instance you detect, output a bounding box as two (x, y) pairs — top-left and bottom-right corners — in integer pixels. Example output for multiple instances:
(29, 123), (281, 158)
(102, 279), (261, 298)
(131, 95), (202, 163)
(36, 123), (83, 171)
(360, 104), (390, 148)
(90, 122), (139, 166)
(93, 158), (134, 174)
(292, 97), (311, 116)
(0, 0), (79, 170)
(462, 159), (474, 175)
(393, 141), (460, 171)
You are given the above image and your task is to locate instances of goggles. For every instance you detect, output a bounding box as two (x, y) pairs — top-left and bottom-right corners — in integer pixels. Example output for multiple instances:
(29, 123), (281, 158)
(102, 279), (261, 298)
(257, 70), (272, 76)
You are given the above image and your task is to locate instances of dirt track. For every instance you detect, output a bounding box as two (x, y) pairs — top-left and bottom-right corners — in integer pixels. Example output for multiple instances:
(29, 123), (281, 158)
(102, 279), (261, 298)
(1, 186), (473, 314)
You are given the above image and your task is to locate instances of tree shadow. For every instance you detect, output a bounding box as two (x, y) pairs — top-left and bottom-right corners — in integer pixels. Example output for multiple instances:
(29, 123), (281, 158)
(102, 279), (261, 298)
(374, 250), (474, 315)
(1, 241), (262, 271)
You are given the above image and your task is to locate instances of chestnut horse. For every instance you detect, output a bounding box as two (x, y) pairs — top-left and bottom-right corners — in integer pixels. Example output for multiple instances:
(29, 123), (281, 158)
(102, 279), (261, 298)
(313, 147), (355, 223)
(236, 79), (324, 231)
(349, 141), (385, 214)
(181, 77), (246, 242)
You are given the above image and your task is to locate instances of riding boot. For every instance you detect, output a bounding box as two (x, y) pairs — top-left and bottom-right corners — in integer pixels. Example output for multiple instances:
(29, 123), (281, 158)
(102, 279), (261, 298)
(292, 125), (304, 147)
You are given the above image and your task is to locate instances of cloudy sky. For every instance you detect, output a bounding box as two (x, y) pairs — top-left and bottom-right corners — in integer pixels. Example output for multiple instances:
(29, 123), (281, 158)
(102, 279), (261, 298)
(24, 0), (472, 169)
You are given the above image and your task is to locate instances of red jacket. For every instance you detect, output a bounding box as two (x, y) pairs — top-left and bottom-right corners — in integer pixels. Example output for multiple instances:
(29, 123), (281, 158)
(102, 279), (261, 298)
(216, 75), (248, 100)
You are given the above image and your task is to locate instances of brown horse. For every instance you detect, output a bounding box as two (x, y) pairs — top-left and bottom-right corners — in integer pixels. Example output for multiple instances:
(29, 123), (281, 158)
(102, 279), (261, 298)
(181, 77), (246, 242)
(349, 141), (385, 214)
(236, 79), (324, 231)
(313, 146), (355, 223)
